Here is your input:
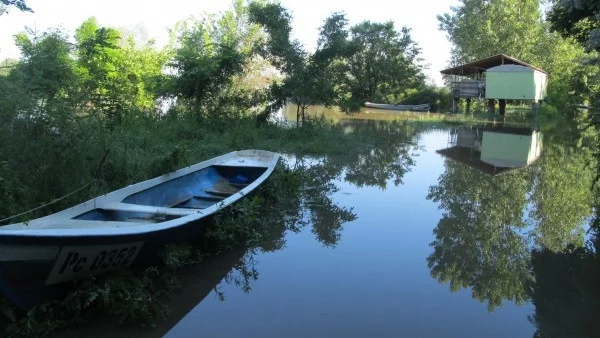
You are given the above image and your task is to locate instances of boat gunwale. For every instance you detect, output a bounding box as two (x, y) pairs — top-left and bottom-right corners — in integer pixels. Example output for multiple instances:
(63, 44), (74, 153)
(0, 150), (279, 238)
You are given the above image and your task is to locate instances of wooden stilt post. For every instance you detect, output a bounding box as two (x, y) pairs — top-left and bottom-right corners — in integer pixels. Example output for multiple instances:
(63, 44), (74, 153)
(466, 98), (471, 114)
(499, 99), (506, 116)
(487, 99), (495, 114)
(532, 100), (540, 115)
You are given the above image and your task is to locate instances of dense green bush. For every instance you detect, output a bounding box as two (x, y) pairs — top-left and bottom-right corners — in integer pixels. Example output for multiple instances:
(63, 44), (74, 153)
(402, 85), (453, 111)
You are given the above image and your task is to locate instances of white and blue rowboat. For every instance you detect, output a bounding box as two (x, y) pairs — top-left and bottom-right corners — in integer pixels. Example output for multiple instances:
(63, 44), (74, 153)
(0, 149), (279, 308)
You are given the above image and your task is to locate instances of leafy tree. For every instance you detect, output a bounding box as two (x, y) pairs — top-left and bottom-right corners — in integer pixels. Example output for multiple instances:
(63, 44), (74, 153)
(3, 29), (79, 127)
(250, 3), (425, 121)
(346, 22), (425, 107)
(0, 0), (32, 16)
(167, 1), (264, 118)
(315, 14), (427, 112)
(118, 34), (169, 114)
(438, 0), (543, 65)
(0, 28), (109, 218)
(75, 18), (126, 121)
(75, 18), (167, 123)
(547, 2), (600, 132)
(547, 0), (600, 53)
(248, 2), (334, 125)
(546, 0), (600, 106)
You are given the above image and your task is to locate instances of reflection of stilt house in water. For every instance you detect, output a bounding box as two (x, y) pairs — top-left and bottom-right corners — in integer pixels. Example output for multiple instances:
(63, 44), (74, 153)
(441, 54), (548, 115)
(438, 125), (543, 175)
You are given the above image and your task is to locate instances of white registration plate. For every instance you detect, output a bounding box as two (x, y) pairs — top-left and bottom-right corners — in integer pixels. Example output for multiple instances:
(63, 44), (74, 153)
(45, 241), (144, 285)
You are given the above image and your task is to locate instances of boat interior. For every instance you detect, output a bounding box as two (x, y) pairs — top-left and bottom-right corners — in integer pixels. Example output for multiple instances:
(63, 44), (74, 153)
(72, 165), (267, 224)
(0, 165), (268, 230)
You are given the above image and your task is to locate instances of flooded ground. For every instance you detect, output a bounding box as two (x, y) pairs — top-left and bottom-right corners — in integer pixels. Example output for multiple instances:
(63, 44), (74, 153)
(35, 116), (598, 338)
(161, 120), (597, 337)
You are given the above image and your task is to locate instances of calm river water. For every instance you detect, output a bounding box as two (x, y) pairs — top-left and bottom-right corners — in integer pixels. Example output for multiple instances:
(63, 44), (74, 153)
(162, 118), (597, 337)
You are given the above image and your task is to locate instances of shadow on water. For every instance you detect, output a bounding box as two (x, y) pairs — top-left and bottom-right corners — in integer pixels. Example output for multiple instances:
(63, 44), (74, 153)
(529, 243), (600, 338)
(428, 123), (600, 336)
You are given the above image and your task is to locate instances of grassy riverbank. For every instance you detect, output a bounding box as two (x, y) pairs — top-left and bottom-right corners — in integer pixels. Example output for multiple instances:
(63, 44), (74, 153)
(280, 103), (552, 125)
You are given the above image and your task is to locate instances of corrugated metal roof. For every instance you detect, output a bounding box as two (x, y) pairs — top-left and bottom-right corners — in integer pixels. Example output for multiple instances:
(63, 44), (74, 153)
(440, 54), (547, 76)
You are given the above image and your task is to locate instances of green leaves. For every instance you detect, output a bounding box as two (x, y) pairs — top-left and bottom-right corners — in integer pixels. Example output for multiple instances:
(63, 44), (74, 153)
(74, 18), (168, 123)
(548, 0), (600, 52)
(0, 0), (32, 16)
(346, 21), (425, 106)
(248, 1), (294, 67)
(439, 0), (543, 65)
(165, 2), (268, 118)
(169, 22), (245, 103)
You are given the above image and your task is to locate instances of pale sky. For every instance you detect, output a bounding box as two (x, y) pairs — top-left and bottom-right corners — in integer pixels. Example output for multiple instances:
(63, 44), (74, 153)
(0, 0), (458, 85)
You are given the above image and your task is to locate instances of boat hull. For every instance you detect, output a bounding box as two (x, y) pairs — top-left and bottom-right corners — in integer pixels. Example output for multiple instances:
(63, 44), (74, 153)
(0, 218), (211, 309)
(364, 102), (431, 112)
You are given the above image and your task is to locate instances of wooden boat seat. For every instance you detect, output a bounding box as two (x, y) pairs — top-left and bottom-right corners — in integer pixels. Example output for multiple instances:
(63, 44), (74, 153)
(193, 195), (225, 201)
(173, 196), (220, 209)
(167, 196), (194, 208)
(205, 180), (240, 196)
(229, 182), (249, 188)
(101, 202), (200, 216)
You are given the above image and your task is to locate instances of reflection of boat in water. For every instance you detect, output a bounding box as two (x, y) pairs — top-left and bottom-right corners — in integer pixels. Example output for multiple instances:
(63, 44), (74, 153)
(0, 150), (279, 309)
(51, 249), (248, 338)
(364, 102), (431, 112)
(437, 125), (542, 175)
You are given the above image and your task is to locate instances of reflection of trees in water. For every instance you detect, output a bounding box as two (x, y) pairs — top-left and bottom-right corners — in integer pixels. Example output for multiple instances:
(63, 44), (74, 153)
(334, 119), (420, 189)
(214, 250), (260, 301)
(427, 160), (533, 311)
(427, 138), (596, 314)
(528, 144), (594, 251)
(298, 156), (359, 247)
(216, 119), (422, 294)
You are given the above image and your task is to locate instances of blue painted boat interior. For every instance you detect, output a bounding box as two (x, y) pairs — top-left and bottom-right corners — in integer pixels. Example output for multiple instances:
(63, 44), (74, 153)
(73, 165), (267, 223)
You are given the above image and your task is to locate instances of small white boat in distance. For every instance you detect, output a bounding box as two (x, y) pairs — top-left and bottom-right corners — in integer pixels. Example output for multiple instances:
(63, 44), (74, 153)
(365, 102), (431, 112)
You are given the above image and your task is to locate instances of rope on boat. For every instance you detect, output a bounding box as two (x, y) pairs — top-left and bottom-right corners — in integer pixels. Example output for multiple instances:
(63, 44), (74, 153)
(0, 179), (96, 224)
